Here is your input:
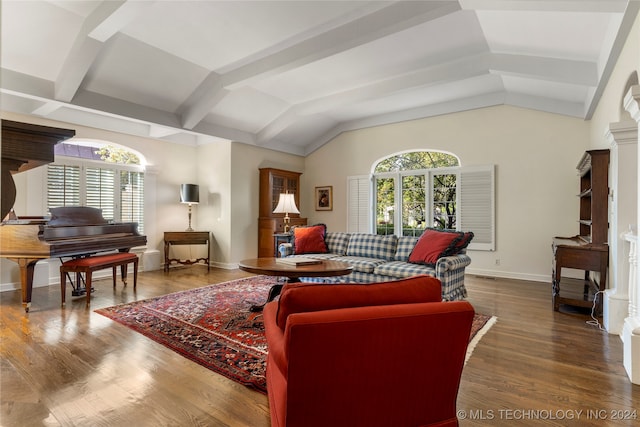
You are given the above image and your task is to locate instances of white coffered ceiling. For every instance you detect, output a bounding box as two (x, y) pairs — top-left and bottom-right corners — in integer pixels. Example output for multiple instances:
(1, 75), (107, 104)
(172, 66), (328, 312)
(1, 1), (638, 156)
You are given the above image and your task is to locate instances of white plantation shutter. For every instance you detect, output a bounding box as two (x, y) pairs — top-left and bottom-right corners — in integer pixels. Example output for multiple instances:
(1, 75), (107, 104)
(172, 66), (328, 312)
(459, 165), (495, 251)
(347, 175), (371, 233)
(47, 164), (80, 210)
(120, 171), (144, 232)
(46, 160), (144, 233)
(86, 167), (115, 220)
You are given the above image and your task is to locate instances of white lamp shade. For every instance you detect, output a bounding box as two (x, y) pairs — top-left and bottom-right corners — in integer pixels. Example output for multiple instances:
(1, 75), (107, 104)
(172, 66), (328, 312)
(273, 193), (300, 214)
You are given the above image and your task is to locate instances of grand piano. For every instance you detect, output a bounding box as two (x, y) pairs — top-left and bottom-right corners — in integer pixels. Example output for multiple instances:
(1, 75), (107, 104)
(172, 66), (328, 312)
(0, 120), (147, 312)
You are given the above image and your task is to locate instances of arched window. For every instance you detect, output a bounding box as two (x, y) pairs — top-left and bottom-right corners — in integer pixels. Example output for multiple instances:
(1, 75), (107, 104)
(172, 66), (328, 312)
(47, 140), (146, 232)
(373, 151), (460, 236)
(347, 150), (494, 250)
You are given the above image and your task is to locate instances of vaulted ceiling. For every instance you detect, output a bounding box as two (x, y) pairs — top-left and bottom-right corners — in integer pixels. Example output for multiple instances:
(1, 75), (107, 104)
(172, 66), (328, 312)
(2, 1), (638, 156)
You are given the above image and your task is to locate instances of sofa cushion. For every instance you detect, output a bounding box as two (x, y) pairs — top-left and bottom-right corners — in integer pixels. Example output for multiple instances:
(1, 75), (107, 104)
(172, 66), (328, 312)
(346, 233), (398, 260)
(374, 260), (437, 279)
(408, 228), (465, 266)
(293, 224), (328, 254)
(324, 232), (350, 255)
(331, 256), (387, 273)
(394, 236), (419, 261)
(275, 275), (442, 329)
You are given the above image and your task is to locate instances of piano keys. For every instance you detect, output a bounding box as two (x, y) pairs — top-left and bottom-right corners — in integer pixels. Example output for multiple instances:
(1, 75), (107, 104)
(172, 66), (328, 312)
(1, 207), (146, 312)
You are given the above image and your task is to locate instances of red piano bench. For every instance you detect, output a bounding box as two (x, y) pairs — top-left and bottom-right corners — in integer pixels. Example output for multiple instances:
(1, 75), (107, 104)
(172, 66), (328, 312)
(60, 252), (138, 307)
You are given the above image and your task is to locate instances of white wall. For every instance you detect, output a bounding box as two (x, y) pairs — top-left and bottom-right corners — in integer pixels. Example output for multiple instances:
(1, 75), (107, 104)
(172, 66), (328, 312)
(229, 142), (305, 263)
(589, 10), (639, 294)
(589, 11), (640, 144)
(196, 141), (232, 266)
(303, 105), (590, 282)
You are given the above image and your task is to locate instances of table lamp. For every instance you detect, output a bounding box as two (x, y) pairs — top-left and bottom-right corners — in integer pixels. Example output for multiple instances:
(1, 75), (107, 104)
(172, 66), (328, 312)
(273, 193), (299, 233)
(180, 183), (199, 231)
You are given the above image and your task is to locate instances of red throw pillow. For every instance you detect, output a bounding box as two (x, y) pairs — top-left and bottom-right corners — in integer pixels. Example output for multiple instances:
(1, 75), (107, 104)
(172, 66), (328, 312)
(294, 225), (328, 254)
(454, 231), (474, 252)
(408, 229), (464, 266)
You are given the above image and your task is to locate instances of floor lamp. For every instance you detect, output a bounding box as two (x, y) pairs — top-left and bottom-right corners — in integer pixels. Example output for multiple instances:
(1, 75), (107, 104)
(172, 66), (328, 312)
(180, 183), (199, 232)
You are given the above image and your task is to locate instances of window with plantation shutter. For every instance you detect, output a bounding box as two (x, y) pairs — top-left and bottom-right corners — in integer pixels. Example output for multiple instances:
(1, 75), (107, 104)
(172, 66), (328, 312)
(46, 142), (145, 234)
(350, 154), (495, 251)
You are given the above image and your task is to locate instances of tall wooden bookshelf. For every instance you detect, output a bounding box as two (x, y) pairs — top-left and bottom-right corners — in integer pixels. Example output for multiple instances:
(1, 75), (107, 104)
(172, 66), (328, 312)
(552, 149), (610, 312)
(257, 168), (306, 257)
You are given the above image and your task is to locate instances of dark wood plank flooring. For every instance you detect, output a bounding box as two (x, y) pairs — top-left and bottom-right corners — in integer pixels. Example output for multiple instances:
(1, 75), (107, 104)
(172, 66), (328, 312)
(1, 267), (638, 426)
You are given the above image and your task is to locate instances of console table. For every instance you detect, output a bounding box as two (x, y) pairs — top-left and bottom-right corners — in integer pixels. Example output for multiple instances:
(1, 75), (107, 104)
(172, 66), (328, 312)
(164, 231), (210, 272)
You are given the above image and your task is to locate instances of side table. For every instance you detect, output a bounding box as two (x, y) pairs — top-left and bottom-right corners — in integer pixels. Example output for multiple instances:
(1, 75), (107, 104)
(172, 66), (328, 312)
(164, 231), (210, 272)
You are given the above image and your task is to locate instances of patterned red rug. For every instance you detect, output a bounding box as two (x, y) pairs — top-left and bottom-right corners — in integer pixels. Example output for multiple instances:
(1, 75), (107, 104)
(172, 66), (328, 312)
(96, 276), (495, 394)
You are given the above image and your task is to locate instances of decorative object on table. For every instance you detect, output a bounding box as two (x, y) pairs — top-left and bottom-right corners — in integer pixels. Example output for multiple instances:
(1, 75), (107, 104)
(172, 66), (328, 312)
(180, 183), (199, 231)
(274, 257), (322, 266)
(95, 275), (495, 394)
(315, 185), (332, 211)
(272, 192), (299, 233)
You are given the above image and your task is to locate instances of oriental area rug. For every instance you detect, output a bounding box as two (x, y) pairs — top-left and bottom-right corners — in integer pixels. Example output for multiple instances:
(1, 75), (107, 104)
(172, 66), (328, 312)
(96, 276), (496, 394)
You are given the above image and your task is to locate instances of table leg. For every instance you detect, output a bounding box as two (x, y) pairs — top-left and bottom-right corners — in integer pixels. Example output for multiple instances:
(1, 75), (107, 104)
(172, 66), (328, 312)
(250, 283), (284, 312)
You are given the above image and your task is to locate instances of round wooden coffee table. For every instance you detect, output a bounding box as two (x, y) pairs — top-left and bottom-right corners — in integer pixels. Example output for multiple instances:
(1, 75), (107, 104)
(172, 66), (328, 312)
(238, 257), (352, 311)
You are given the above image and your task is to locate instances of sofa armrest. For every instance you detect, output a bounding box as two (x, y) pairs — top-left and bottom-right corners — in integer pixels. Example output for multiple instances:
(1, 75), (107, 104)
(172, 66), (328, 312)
(278, 243), (294, 257)
(435, 253), (471, 273)
(264, 301), (289, 376)
(435, 254), (471, 301)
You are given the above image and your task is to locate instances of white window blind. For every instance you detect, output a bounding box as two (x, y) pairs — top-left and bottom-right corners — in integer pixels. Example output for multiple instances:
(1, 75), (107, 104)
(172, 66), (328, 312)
(86, 167), (115, 220)
(459, 165), (495, 251)
(47, 165), (80, 208)
(347, 175), (371, 233)
(120, 171), (144, 231)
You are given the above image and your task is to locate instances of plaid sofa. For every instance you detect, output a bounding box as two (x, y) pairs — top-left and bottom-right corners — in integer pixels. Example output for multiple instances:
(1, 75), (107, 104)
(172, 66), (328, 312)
(279, 232), (471, 301)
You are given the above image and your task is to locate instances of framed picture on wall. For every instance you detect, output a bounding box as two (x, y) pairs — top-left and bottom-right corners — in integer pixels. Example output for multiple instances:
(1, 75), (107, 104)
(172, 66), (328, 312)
(315, 186), (333, 211)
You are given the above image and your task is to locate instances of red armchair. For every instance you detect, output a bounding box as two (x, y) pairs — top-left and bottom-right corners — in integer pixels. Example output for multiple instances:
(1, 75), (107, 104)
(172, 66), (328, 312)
(263, 275), (475, 427)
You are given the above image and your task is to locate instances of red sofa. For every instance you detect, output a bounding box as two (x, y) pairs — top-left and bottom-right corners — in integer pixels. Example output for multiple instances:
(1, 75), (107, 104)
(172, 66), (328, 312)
(263, 275), (475, 427)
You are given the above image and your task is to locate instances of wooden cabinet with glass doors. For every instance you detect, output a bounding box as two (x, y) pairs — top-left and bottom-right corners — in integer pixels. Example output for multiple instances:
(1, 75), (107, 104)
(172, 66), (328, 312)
(258, 168), (307, 257)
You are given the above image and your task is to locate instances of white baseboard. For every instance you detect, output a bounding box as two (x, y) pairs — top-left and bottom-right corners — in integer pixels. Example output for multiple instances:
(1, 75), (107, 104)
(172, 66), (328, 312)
(466, 267), (549, 283)
(211, 261), (239, 270)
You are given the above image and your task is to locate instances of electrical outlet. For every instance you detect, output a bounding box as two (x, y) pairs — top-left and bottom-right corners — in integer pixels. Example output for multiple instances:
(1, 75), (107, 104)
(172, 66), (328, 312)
(495, 259), (500, 266)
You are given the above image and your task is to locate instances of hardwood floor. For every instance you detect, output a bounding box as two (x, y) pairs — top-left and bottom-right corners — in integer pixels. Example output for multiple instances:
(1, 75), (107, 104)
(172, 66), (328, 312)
(1, 268), (638, 426)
